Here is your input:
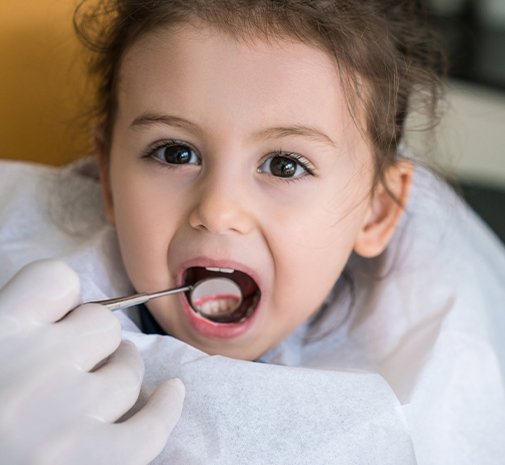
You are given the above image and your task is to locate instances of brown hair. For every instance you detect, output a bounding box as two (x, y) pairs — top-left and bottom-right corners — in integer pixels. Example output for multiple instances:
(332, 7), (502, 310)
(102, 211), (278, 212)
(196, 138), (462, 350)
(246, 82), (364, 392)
(74, 0), (445, 187)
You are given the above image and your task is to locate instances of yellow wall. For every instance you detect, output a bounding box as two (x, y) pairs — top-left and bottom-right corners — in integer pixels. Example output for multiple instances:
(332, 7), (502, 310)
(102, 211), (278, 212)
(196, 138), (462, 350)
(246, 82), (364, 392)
(0, 0), (91, 165)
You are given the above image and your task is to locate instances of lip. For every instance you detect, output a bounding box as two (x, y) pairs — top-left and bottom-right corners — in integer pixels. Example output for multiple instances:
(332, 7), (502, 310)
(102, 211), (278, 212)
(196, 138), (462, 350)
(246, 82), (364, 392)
(176, 257), (263, 339)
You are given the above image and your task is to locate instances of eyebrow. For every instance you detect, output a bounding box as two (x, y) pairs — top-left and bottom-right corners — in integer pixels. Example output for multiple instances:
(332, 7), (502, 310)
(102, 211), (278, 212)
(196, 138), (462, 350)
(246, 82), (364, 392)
(251, 126), (337, 149)
(130, 113), (202, 134)
(130, 112), (337, 148)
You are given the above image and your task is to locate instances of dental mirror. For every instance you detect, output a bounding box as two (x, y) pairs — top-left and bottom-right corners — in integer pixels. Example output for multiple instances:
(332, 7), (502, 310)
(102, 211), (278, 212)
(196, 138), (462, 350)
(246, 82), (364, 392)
(91, 277), (243, 319)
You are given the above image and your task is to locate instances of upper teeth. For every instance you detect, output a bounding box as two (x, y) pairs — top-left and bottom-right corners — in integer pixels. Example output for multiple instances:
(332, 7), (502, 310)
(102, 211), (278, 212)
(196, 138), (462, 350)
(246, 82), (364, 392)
(205, 267), (235, 274)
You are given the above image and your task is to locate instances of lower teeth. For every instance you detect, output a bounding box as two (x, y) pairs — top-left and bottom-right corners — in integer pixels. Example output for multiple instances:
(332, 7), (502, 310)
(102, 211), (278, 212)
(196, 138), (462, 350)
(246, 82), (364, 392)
(194, 293), (259, 324)
(194, 296), (240, 316)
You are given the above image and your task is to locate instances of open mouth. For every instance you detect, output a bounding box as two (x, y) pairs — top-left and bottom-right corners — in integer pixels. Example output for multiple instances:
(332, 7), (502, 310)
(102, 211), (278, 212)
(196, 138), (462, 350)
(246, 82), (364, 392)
(183, 266), (261, 324)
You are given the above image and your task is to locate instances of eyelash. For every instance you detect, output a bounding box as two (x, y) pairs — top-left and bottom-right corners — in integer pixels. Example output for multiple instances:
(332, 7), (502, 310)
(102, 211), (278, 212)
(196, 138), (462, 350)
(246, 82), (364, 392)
(262, 150), (316, 179)
(142, 140), (316, 180)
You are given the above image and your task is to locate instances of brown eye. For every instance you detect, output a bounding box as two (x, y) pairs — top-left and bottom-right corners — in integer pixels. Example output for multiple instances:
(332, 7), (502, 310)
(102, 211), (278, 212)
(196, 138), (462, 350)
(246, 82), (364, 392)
(258, 153), (310, 179)
(270, 156), (297, 177)
(152, 143), (200, 165)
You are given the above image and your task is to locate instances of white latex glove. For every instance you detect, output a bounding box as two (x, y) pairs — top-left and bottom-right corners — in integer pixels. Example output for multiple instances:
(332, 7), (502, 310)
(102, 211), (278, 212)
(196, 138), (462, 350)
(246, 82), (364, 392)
(0, 260), (185, 465)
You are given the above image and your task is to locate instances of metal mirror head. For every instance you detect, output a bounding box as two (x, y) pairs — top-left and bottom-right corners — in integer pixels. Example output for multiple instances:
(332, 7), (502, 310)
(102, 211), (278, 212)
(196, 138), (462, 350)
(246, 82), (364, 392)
(189, 277), (243, 319)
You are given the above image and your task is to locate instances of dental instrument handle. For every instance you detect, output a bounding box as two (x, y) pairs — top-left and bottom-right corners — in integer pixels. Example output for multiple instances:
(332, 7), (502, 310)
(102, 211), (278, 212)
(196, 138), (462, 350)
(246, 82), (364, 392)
(91, 285), (193, 311)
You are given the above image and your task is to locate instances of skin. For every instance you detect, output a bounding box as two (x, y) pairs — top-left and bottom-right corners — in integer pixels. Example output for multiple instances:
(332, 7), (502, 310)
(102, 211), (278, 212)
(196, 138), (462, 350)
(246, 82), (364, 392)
(98, 24), (412, 360)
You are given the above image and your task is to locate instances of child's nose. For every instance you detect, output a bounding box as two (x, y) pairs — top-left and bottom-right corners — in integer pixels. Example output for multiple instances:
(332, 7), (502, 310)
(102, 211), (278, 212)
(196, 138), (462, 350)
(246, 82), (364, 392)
(188, 174), (255, 235)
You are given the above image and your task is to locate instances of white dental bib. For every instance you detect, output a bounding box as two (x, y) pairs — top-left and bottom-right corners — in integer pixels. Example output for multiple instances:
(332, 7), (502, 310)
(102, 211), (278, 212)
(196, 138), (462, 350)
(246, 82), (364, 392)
(1, 157), (504, 464)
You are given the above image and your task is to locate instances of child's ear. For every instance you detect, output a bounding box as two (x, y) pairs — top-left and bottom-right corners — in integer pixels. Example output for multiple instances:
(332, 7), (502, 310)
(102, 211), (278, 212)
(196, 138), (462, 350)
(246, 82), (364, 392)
(93, 127), (115, 225)
(353, 160), (413, 258)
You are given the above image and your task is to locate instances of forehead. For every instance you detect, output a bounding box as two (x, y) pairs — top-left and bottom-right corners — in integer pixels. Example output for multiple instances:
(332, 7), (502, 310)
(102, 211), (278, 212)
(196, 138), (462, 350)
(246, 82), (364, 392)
(120, 22), (340, 82)
(116, 23), (362, 145)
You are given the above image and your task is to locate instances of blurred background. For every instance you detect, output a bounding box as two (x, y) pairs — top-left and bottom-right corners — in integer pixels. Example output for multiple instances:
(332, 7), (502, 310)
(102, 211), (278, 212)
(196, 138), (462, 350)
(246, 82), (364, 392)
(408, 0), (505, 242)
(0, 1), (91, 166)
(0, 0), (504, 241)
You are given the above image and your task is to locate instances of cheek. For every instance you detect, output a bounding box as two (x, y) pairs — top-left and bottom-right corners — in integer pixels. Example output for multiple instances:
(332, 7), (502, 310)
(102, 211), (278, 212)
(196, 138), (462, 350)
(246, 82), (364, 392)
(268, 181), (369, 260)
(267, 187), (369, 312)
(272, 222), (351, 293)
(109, 167), (181, 289)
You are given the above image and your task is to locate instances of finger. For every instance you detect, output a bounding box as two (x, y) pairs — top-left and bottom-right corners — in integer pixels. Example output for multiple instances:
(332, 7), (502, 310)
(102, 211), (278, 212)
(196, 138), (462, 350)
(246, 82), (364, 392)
(107, 378), (186, 465)
(0, 260), (80, 322)
(0, 363), (86, 441)
(88, 341), (144, 422)
(52, 303), (122, 371)
(34, 379), (185, 465)
(0, 303), (120, 380)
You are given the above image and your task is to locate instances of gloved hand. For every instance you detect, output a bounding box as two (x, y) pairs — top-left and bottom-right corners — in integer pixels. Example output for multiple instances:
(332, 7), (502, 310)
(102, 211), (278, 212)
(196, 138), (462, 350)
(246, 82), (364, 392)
(0, 260), (185, 465)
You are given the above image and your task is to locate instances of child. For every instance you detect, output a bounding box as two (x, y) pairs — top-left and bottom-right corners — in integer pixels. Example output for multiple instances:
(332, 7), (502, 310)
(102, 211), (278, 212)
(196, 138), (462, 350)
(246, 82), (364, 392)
(1, 0), (504, 464)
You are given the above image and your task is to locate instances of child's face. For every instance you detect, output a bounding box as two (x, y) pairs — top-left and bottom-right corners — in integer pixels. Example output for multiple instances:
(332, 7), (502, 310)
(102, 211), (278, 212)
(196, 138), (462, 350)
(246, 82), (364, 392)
(103, 24), (378, 360)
